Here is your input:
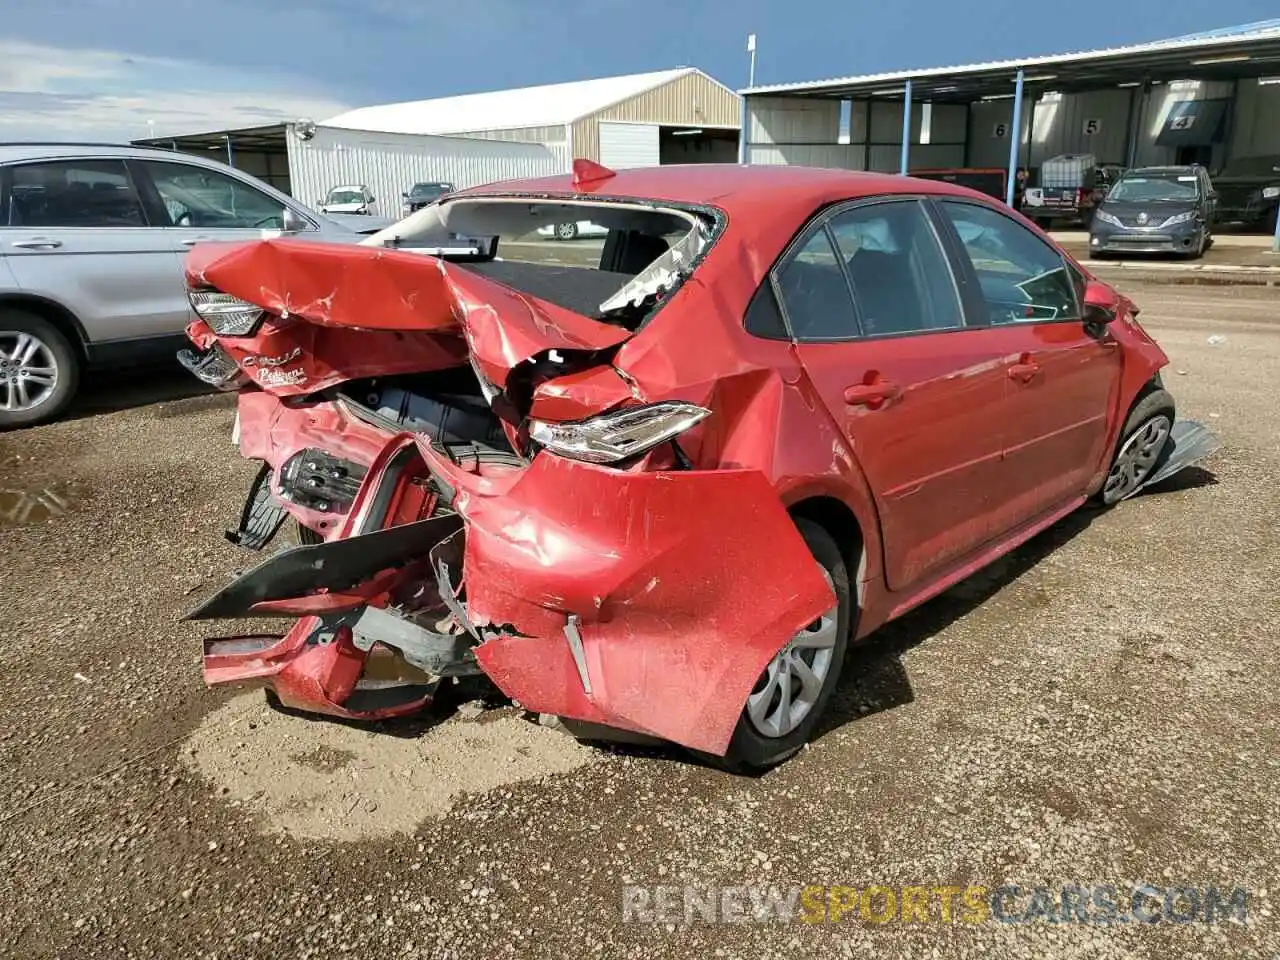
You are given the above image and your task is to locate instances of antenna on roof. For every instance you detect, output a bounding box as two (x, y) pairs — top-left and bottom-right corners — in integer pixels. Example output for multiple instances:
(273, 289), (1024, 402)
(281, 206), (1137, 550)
(572, 158), (616, 188)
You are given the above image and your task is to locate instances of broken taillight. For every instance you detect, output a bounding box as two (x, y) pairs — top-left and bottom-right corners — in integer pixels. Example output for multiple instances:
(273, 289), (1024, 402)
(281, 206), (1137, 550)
(527, 401), (709, 464)
(188, 289), (267, 337)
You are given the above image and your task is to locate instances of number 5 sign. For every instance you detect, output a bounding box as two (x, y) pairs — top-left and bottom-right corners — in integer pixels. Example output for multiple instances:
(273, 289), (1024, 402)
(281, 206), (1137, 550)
(1082, 118), (1102, 136)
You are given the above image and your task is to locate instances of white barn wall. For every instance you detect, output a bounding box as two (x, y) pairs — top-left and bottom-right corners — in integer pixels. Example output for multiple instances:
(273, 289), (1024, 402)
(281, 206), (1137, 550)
(286, 125), (559, 219)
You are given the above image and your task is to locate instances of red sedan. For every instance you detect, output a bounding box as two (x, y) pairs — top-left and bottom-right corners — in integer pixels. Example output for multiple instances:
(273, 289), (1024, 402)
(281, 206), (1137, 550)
(179, 161), (1217, 772)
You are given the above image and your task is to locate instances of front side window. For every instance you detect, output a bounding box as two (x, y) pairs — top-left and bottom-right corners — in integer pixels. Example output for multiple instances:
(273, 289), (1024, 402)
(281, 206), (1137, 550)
(938, 200), (1080, 324)
(828, 201), (964, 337)
(143, 161), (288, 229)
(7, 159), (147, 228)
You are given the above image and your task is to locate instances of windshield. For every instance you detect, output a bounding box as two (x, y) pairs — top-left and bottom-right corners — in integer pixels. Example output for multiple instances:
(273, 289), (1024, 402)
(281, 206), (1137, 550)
(411, 183), (450, 200)
(1107, 175), (1199, 203)
(326, 189), (365, 205)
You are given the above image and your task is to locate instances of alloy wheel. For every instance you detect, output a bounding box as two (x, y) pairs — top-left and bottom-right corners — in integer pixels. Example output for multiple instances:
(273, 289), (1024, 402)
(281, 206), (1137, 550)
(1102, 414), (1171, 504)
(0, 331), (59, 414)
(746, 571), (839, 739)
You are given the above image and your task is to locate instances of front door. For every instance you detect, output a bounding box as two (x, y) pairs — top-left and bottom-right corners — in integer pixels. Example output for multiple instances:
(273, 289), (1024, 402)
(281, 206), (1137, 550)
(133, 159), (308, 255)
(779, 198), (1014, 591)
(934, 198), (1122, 523)
(0, 157), (188, 345)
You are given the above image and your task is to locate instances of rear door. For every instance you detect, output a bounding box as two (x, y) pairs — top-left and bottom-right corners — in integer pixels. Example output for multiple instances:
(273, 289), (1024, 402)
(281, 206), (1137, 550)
(782, 198), (1015, 592)
(0, 157), (188, 346)
(933, 198), (1121, 523)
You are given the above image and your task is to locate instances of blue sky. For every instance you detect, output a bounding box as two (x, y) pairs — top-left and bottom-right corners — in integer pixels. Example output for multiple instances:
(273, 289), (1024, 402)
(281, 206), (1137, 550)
(1, 0), (1277, 139)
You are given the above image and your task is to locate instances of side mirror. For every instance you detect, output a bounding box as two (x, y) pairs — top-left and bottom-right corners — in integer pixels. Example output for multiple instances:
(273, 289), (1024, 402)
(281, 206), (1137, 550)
(368, 196), (376, 205)
(281, 207), (308, 233)
(1082, 279), (1119, 329)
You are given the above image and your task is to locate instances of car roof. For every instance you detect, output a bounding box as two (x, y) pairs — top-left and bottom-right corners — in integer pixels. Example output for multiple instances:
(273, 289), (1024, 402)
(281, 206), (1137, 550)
(1123, 165), (1201, 177)
(0, 142), (198, 163)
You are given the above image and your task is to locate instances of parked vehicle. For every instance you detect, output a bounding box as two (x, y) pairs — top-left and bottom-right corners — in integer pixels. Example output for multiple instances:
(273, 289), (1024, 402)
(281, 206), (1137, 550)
(402, 181), (455, 215)
(536, 220), (609, 240)
(1023, 156), (1125, 228)
(1210, 155), (1280, 233)
(318, 184), (377, 216)
(179, 162), (1218, 772)
(1090, 165), (1216, 259)
(0, 142), (377, 428)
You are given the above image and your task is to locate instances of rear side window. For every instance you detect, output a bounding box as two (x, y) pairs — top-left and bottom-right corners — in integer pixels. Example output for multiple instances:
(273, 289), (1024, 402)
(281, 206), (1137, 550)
(775, 229), (859, 340)
(938, 200), (1081, 324)
(7, 159), (147, 228)
(828, 201), (964, 337)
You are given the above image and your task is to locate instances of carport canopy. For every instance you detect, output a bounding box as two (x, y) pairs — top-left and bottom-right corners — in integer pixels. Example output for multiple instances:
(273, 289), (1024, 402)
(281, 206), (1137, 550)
(741, 20), (1280, 205)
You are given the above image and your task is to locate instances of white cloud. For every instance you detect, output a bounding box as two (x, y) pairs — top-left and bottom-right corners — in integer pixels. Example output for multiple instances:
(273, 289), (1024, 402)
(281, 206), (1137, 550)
(0, 40), (351, 141)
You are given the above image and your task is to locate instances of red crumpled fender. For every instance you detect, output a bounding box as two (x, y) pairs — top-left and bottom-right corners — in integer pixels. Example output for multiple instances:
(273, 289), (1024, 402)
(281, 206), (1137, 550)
(185, 239), (629, 390)
(417, 442), (835, 756)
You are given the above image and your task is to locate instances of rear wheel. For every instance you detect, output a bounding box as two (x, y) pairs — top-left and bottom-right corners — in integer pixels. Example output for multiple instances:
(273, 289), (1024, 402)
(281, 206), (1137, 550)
(555, 222), (578, 241)
(709, 519), (851, 773)
(0, 309), (79, 429)
(1098, 387), (1175, 505)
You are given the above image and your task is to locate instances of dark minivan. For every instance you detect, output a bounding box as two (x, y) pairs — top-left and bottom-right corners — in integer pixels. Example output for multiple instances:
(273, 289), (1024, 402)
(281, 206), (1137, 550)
(1089, 165), (1216, 259)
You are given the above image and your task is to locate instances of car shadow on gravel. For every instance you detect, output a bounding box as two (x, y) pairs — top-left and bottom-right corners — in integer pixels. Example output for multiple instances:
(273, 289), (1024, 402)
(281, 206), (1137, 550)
(64, 364), (214, 422)
(811, 503), (1109, 746)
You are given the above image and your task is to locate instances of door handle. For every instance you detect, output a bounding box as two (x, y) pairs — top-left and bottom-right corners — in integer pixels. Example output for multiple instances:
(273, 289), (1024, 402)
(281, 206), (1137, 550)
(1007, 354), (1042, 383)
(11, 238), (62, 249)
(179, 236), (213, 246)
(844, 379), (902, 407)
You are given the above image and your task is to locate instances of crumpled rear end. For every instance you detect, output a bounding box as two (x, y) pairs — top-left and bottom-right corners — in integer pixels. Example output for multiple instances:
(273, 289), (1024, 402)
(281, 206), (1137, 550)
(420, 444), (834, 756)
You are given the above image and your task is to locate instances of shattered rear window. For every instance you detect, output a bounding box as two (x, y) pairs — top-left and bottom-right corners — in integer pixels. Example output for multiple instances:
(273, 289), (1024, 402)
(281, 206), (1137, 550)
(370, 197), (716, 329)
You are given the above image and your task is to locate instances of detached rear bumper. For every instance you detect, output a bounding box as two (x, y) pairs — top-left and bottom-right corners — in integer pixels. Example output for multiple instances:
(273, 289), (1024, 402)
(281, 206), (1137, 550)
(189, 435), (834, 757)
(413, 442), (834, 756)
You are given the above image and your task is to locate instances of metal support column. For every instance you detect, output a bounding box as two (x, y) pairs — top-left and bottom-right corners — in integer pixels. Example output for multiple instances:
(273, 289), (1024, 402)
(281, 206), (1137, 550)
(738, 97), (749, 165)
(225, 135), (234, 168)
(1005, 69), (1025, 207)
(899, 79), (913, 176)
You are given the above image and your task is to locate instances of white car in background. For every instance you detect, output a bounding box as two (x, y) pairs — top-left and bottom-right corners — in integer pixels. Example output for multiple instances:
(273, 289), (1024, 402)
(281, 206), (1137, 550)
(536, 220), (608, 241)
(319, 184), (377, 216)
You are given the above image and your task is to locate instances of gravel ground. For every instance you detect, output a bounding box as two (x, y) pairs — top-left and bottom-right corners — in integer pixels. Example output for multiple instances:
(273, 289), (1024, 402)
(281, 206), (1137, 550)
(1, 280), (1277, 959)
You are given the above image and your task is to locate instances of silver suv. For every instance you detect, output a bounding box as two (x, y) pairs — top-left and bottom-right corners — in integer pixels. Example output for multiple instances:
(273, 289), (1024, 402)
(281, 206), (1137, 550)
(0, 142), (367, 428)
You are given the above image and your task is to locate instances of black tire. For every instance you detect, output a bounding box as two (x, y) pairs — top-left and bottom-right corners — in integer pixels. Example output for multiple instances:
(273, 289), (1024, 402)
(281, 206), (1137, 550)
(0, 308), (80, 429)
(1096, 386), (1176, 506)
(708, 518), (852, 773)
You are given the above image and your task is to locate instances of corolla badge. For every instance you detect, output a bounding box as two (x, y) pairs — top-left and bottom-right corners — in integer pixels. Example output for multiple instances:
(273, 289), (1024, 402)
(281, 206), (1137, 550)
(1136, 212), (1149, 225)
(242, 346), (302, 368)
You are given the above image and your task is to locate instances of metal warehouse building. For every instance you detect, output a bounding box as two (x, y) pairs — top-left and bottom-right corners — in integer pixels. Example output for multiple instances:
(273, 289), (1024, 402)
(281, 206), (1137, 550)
(740, 20), (1280, 212)
(133, 122), (560, 218)
(323, 68), (742, 172)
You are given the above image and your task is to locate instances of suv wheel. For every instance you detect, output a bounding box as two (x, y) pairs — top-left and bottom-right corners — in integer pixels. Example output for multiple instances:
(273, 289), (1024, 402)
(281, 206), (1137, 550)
(0, 309), (79, 429)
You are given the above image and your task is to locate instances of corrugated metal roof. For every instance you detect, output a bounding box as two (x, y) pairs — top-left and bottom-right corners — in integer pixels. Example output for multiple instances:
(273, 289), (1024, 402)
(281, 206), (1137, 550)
(741, 21), (1280, 96)
(323, 68), (704, 135)
(1165, 19), (1280, 42)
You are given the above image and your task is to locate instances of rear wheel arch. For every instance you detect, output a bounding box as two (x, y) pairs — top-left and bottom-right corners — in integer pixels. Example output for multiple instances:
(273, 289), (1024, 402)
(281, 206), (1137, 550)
(788, 496), (866, 602)
(0, 294), (90, 362)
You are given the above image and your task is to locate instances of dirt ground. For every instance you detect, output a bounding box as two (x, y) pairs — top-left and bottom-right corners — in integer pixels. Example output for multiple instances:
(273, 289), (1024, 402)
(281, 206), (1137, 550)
(1, 280), (1277, 959)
